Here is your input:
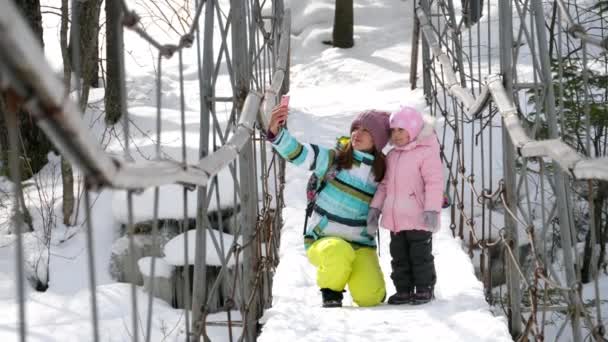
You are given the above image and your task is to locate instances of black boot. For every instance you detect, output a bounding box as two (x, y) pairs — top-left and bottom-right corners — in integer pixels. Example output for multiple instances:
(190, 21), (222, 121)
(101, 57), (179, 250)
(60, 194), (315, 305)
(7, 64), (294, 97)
(387, 289), (413, 305)
(321, 288), (343, 308)
(411, 286), (434, 305)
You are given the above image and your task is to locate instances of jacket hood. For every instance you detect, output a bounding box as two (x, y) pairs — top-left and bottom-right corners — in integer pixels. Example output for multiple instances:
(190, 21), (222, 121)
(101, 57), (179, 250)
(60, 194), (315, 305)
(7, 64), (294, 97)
(392, 114), (437, 151)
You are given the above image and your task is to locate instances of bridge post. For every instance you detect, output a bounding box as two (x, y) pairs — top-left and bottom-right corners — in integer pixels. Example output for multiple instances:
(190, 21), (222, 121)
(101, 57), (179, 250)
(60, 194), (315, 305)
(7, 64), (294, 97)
(409, 0), (420, 90)
(232, 1), (259, 341)
(444, 1), (468, 90)
(275, 0), (290, 95)
(498, 0), (522, 338)
(530, 0), (582, 340)
(191, 0), (214, 340)
(419, 0), (432, 104)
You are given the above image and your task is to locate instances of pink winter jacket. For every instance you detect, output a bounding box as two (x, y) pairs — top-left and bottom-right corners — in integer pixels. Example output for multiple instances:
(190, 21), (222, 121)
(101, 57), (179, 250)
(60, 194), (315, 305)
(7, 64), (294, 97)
(370, 116), (444, 232)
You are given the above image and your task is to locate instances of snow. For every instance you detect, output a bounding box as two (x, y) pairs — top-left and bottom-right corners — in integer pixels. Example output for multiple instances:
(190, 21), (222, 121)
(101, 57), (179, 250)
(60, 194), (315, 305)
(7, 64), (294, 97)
(258, 208), (511, 342)
(163, 229), (241, 267)
(5, 0), (602, 340)
(0, 282), (239, 341)
(138, 257), (173, 278)
(112, 182), (236, 224)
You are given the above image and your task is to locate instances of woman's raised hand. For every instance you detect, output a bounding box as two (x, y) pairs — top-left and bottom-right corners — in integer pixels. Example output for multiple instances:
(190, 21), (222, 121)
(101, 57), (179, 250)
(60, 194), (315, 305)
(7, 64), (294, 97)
(269, 103), (289, 136)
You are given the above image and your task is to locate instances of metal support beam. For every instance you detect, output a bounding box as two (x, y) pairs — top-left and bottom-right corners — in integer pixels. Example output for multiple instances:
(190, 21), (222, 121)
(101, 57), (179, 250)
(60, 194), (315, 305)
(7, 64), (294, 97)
(498, 0), (522, 338)
(531, 0), (582, 340)
(420, 0), (432, 104)
(410, 0), (420, 90)
(232, 1), (258, 341)
(191, 0), (214, 340)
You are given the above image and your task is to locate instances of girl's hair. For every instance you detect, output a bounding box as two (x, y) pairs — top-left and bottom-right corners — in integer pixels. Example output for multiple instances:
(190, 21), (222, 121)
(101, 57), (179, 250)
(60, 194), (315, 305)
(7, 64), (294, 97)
(335, 142), (386, 182)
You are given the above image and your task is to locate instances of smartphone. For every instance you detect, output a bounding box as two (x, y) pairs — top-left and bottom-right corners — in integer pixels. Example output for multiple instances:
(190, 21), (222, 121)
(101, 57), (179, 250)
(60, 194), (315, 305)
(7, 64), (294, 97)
(278, 95), (289, 126)
(280, 95), (290, 107)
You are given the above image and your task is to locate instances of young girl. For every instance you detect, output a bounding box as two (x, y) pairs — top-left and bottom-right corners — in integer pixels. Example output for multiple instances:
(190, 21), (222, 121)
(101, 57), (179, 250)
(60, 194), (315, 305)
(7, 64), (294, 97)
(368, 106), (443, 305)
(268, 103), (390, 308)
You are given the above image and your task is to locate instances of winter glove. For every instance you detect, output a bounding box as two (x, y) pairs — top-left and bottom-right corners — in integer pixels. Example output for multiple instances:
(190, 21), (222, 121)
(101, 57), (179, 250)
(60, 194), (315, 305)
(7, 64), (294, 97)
(366, 207), (381, 236)
(423, 211), (439, 233)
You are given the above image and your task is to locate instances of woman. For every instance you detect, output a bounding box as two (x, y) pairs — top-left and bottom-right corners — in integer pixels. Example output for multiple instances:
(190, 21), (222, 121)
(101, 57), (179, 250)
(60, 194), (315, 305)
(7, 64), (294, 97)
(267, 102), (390, 308)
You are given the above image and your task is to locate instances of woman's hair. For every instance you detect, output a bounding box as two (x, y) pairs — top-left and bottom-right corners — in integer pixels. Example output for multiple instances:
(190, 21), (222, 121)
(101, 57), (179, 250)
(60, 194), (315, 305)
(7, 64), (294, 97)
(335, 142), (386, 182)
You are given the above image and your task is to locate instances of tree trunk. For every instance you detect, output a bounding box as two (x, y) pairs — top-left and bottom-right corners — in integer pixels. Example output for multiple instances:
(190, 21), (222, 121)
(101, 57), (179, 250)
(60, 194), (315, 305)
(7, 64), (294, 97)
(581, 223), (594, 283)
(601, 212), (608, 272)
(61, 158), (74, 225)
(581, 181), (608, 284)
(332, 0), (354, 48)
(463, 0), (484, 27)
(0, 96), (10, 173)
(71, 0), (102, 106)
(581, 181), (608, 283)
(548, 1), (558, 59)
(14, 0), (43, 44)
(598, 183), (608, 271)
(104, 0), (124, 125)
(18, 184), (34, 231)
(60, 0), (75, 226)
(2, 90), (34, 232)
(3, 93), (34, 233)
(10, 0), (52, 179)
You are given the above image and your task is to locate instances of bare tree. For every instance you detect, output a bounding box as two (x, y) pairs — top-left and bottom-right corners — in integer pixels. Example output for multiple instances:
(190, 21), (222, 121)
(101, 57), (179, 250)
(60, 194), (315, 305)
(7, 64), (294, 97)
(71, 0), (103, 104)
(0, 0), (49, 231)
(0, 96), (10, 171)
(104, 0), (124, 125)
(60, 0), (75, 226)
(3, 0), (54, 179)
(60, 0), (103, 225)
(1, 92), (34, 232)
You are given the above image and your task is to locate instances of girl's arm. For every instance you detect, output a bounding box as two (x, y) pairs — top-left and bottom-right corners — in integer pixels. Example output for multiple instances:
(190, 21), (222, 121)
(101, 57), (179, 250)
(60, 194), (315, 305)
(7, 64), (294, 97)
(268, 105), (335, 177)
(421, 139), (444, 212)
(268, 103), (288, 136)
(271, 128), (336, 177)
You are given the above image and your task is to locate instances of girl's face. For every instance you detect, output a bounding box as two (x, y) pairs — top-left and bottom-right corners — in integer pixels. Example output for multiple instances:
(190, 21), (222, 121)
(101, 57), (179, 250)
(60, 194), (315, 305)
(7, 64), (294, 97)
(351, 125), (375, 152)
(391, 128), (410, 146)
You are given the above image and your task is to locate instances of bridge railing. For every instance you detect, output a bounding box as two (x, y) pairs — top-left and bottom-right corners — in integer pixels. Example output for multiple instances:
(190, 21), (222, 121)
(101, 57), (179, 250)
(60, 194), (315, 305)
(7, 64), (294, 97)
(0, 0), (290, 341)
(414, 0), (608, 340)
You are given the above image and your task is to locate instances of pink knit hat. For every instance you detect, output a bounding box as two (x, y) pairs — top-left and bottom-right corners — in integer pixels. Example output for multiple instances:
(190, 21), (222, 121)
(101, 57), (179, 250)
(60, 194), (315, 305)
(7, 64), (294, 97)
(390, 106), (424, 140)
(350, 110), (390, 151)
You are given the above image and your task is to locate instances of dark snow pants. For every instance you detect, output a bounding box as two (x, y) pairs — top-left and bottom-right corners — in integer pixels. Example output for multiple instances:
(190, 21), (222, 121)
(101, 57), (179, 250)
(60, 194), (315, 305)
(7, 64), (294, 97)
(389, 230), (436, 292)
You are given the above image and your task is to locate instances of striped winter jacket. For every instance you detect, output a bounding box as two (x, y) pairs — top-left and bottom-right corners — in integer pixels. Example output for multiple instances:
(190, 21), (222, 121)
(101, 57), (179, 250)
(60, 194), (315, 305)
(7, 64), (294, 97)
(270, 128), (380, 249)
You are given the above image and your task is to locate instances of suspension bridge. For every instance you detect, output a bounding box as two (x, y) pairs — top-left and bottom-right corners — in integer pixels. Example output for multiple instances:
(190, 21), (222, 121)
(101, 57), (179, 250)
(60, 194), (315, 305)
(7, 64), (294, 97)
(0, 0), (607, 341)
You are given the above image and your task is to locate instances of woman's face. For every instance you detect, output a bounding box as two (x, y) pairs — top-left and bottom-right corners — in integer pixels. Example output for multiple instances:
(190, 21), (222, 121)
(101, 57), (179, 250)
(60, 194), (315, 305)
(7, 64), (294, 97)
(391, 127), (410, 146)
(351, 125), (375, 152)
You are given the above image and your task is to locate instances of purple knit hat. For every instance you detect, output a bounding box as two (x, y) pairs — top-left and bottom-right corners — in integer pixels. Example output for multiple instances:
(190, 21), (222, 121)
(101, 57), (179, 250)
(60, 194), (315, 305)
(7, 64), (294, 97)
(350, 110), (390, 151)
(390, 106), (424, 140)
